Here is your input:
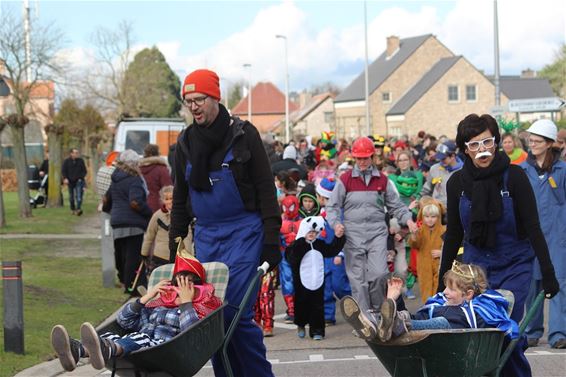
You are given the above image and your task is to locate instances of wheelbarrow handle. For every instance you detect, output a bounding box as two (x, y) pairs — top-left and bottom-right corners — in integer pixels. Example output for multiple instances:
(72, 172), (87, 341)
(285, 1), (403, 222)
(222, 263), (268, 377)
(496, 290), (545, 376)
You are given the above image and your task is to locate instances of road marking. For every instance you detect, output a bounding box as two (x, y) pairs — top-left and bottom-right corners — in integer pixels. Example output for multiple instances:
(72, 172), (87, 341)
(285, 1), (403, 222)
(525, 350), (566, 355)
(354, 355), (373, 359)
(309, 354), (324, 361)
(177, 350), (566, 371)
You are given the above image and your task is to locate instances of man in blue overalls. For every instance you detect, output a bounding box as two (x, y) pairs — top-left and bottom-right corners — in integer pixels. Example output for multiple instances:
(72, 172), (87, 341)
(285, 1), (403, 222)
(169, 69), (282, 377)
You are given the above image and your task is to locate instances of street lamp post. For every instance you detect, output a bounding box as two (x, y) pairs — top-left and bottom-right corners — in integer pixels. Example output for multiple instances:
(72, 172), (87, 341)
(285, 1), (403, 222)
(243, 63), (252, 123)
(276, 34), (290, 143)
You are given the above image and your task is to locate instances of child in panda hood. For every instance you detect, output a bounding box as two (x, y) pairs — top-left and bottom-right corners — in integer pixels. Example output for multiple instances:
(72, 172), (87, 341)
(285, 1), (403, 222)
(285, 216), (346, 340)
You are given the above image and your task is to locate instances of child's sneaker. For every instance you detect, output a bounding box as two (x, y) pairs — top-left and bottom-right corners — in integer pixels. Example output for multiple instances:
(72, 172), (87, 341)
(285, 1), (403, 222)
(405, 288), (416, 300)
(325, 319), (336, 327)
(51, 325), (83, 372)
(297, 326), (306, 338)
(284, 315), (294, 324)
(263, 328), (274, 337)
(80, 322), (115, 370)
(377, 298), (397, 342)
(313, 334), (323, 341)
(340, 296), (376, 341)
(392, 310), (411, 338)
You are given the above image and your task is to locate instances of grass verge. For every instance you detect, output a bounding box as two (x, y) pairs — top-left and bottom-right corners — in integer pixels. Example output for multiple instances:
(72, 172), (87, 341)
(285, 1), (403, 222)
(0, 191), (127, 376)
(0, 190), (98, 234)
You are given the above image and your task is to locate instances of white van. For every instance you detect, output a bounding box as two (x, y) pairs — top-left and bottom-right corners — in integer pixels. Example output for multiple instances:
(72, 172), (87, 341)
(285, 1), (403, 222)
(114, 118), (186, 157)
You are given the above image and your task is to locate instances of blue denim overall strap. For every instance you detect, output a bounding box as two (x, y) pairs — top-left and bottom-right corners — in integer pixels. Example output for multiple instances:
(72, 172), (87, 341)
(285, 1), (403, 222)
(185, 147), (273, 377)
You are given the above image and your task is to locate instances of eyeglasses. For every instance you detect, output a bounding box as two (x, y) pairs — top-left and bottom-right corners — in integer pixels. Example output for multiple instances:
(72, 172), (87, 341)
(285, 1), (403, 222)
(464, 136), (495, 152)
(528, 138), (546, 146)
(183, 95), (208, 107)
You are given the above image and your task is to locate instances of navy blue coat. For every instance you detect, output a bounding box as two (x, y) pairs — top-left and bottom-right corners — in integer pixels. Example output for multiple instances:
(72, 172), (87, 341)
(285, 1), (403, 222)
(104, 164), (152, 231)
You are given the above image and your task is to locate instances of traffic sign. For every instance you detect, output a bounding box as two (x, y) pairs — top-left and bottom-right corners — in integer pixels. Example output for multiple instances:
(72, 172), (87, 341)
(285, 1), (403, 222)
(508, 97), (565, 113)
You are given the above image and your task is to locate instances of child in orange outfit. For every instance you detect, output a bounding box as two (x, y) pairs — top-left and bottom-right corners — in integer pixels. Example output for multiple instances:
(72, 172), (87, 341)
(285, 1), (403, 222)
(409, 197), (446, 303)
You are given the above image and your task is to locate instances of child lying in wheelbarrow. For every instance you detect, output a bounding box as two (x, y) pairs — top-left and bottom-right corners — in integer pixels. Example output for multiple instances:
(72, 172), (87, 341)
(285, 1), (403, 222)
(341, 261), (518, 342)
(50, 252), (222, 372)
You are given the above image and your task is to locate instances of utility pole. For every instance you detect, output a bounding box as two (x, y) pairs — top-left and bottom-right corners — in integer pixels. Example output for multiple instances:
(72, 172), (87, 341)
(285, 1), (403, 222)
(494, 0), (501, 107)
(23, 0), (32, 82)
(276, 35), (290, 143)
(243, 63), (252, 123)
(364, 1), (371, 135)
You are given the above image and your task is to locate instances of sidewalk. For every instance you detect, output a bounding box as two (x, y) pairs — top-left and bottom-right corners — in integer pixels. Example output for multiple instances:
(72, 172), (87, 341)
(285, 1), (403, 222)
(0, 234), (100, 239)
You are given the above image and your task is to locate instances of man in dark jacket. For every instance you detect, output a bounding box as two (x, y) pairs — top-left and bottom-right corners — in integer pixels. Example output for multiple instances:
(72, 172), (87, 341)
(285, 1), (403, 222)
(62, 148), (87, 215)
(271, 145), (307, 180)
(169, 69), (281, 377)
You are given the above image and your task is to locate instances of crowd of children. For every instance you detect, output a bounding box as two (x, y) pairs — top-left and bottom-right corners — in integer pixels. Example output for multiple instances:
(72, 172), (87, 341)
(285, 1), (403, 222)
(56, 123), (563, 372)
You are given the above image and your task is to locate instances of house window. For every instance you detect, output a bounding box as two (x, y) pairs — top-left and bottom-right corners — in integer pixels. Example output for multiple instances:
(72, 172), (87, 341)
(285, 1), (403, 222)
(382, 92), (391, 103)
(324, 111), (334, 123)
(466, 85), (477, 101)
(448, 85), (459, 102)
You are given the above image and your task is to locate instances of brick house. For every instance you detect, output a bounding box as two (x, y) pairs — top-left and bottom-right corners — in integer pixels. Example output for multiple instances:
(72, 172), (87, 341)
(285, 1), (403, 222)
(335, 34), (554, 139)
(231, 82), (298, 134)
(290, 92), (335, 139)
(0, 74), (54, 164)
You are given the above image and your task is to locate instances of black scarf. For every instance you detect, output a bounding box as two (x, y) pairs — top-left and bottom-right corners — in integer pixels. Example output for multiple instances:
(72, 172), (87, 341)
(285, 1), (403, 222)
(461, 151), (510, 249)
(188, 104), (231, 192)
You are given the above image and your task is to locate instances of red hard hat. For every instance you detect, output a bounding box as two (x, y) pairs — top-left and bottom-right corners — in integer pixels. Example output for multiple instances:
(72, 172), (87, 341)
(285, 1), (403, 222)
(351, 137), (375, 158)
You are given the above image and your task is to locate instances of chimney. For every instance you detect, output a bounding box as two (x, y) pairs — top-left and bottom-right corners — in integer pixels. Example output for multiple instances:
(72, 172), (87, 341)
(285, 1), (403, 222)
(299, 91), (312, 108)
(386, 36), (400, 58)
(521, 69), (536, 78)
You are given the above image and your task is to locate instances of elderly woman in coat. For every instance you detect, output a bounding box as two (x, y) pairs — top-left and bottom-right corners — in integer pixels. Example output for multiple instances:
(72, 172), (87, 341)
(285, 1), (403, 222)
(103, 149), (153, 295)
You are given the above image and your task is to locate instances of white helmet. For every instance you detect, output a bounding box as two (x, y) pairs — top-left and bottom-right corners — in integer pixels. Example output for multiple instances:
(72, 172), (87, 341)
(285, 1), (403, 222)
(527, 119), (557, 141)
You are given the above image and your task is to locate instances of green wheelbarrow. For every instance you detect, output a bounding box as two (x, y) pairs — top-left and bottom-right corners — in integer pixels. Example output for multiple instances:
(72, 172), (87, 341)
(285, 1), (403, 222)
(366, 290), (545, 377)
(96, 261), (269, 377)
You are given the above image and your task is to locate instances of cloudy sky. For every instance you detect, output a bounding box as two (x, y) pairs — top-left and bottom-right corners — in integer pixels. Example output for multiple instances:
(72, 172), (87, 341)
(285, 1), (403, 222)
(2, 0), (565, 93)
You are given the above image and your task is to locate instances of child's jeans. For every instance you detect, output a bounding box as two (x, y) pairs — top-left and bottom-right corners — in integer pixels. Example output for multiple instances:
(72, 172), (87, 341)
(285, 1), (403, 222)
(410, 317), (451, 330)
(101, 332), (164, 356)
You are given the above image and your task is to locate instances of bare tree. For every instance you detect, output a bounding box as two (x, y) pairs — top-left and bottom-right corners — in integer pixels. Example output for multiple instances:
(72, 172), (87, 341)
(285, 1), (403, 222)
(0, 119), (6, 227)
(0, 10), (65, 218)
(80, 20), (136, 117)
(44, 123), (64, 208)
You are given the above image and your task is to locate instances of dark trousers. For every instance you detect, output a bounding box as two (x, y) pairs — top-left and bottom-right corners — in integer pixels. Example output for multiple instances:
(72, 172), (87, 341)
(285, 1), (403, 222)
(294, 283), (325, 338)
(68, 179), (84, 211)
(114, 234), (146, 294)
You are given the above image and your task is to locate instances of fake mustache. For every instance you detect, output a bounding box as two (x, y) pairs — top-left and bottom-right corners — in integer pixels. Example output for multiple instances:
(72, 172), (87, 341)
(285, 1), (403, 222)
(475, 151), (492, 159)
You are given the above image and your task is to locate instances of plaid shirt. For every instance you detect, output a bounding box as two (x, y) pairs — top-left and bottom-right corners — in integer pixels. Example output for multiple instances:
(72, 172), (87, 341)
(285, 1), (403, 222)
(117, 299), (199, 342)
(95, 166), (115, 197)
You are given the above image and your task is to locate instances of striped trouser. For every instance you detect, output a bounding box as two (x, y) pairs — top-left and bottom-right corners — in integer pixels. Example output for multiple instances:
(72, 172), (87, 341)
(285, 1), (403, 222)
(101, 332), (164, 356)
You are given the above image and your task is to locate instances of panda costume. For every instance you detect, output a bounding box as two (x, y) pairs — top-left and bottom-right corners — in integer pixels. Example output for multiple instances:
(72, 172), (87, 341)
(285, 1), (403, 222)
(285, 216), (346, 338)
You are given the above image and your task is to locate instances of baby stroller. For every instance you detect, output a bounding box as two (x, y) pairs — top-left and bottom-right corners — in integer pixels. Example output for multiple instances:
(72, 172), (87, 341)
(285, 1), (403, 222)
(97, 261), (269, 377)
(30, 174), (48, 208)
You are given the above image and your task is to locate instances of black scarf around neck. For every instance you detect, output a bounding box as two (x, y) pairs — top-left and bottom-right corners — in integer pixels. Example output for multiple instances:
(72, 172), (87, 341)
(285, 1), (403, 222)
(188, 104), (231, 192)
(461, 151), (510, 249)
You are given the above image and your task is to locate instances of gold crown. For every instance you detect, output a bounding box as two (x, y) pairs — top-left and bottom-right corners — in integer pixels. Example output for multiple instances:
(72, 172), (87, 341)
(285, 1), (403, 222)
(450, 260), (476, 280)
